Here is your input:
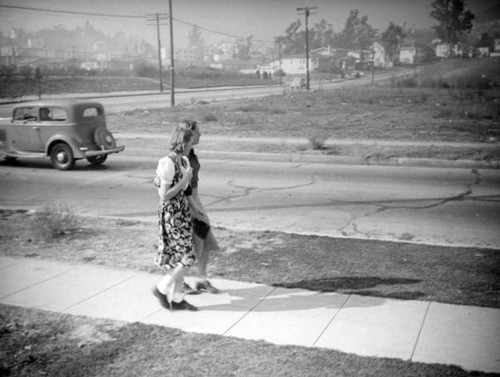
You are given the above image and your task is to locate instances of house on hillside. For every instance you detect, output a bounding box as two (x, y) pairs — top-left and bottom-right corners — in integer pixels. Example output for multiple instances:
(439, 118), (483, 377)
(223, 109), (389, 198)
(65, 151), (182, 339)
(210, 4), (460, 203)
(435, 42), (450, 59)
(0, 45), (19, 65)
(268, 54), (319, 75)
(399, 46), (417, 64)
(370, 41), (390, 68)
(491, 39), (500, 57)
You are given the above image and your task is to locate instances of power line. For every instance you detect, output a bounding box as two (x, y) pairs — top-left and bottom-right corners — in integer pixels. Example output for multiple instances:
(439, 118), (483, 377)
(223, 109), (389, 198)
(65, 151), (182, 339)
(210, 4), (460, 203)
(172, 17), (274, 44)
(0, 4), (275, 44)
(0, 4), (144, 19)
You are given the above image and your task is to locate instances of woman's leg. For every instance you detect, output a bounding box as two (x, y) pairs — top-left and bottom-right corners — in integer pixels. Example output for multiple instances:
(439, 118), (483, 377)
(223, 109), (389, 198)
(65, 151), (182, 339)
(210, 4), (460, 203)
(194, 231), (220, 293)
(157, 264), (183, 305)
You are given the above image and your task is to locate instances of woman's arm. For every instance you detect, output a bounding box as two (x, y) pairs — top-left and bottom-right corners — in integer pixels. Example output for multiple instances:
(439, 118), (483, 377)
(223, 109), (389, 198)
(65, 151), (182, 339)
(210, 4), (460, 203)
(188, 187), (209, 224)
(159, 167), (193, 201)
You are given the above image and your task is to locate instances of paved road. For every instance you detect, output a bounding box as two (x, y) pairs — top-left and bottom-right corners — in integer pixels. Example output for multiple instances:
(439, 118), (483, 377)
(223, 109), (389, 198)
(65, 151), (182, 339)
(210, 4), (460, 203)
(1, 152), (499, 249)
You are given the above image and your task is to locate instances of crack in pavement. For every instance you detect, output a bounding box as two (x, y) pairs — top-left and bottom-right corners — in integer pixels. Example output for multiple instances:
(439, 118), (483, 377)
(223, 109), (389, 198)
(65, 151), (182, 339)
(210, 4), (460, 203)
(206, 175), (318, 207)
(205, 169), (492, 213)
(340, 168), (485, 238)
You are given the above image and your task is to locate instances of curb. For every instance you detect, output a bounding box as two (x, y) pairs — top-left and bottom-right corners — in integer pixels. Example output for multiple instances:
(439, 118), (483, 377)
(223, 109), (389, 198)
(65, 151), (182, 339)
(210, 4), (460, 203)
(124, 148), (500, 170)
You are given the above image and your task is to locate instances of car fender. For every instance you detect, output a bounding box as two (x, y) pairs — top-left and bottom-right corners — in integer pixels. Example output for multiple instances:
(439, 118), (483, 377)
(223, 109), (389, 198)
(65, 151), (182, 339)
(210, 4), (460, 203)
(46, 134), (85, 158)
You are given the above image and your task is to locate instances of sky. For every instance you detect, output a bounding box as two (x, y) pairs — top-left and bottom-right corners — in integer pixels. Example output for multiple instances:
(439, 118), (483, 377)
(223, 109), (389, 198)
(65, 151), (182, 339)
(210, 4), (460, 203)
(0, 0), (493, 48)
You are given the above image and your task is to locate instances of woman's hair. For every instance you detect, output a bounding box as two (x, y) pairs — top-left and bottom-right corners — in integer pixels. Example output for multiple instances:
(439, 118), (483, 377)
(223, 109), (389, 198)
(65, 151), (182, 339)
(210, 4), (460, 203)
(170, 127), (193, 154)
(179, 120), (197, 131)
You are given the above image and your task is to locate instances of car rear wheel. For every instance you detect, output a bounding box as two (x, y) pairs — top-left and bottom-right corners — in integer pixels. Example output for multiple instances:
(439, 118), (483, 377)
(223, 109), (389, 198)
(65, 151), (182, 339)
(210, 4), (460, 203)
(87, 155), (107, 165)
(50, 143), (75, 170)
(4, 156), (17, 161)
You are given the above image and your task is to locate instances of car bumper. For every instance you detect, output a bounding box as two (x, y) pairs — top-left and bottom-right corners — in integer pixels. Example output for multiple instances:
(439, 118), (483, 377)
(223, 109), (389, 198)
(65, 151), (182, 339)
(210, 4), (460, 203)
(83, 145), (125, 157)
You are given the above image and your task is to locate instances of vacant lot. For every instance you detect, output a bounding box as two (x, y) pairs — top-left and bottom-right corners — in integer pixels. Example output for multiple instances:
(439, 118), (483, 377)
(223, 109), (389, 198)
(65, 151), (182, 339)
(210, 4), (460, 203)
(109, 85), (500, 162)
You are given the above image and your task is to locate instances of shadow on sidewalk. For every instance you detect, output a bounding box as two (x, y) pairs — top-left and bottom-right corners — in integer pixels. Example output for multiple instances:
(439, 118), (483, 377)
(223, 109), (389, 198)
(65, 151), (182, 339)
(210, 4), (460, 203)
(273, 276), (425, 301)
(197, 280), (416, 312)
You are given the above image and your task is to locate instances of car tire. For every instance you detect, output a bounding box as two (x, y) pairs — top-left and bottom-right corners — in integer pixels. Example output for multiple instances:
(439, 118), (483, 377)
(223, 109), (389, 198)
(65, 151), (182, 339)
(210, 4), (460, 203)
(87, 155), (107, 165)
(5, 156), (17, 161)
(94, 128), (116, 149)
(50, 143), (75, 170)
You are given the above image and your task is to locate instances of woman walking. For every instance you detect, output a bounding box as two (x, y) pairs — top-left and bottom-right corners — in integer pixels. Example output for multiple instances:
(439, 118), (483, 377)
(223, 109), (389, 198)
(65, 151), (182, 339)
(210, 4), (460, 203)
(179, 120), (220, 294)
(152, 126), (198, 311)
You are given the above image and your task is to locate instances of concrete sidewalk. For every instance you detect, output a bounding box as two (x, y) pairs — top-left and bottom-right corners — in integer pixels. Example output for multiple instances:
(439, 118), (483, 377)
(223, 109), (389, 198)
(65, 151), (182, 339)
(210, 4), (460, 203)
(1, 255), (499, 374)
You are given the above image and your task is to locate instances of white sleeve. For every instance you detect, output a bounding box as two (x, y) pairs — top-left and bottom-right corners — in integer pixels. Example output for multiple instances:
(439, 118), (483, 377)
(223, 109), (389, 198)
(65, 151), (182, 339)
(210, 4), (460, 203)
(181, 156), (191, 190)
(156, 157), (175, 186)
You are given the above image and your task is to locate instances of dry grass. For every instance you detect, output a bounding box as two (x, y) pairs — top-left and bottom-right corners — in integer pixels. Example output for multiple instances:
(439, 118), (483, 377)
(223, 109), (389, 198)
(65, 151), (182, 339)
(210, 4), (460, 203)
(2, 304), (490, 377)
(108, 87), (500, 143)
(1, 210), (498, 309)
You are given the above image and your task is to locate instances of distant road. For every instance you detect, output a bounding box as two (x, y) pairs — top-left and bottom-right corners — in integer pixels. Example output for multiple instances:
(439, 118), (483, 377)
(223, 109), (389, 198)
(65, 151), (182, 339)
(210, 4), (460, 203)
(0, 68), (417, 116)
(94, 70), (409, 113)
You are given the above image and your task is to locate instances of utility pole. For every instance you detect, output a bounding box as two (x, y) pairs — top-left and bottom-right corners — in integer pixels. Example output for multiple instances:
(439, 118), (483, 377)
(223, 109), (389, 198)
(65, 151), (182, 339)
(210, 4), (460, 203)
(277, 41), (282, 86)
(168, 0), (175, 106)
(297, 6), (316, 91)
(146, 13), (168, 93)
(156, 13), (163, 92)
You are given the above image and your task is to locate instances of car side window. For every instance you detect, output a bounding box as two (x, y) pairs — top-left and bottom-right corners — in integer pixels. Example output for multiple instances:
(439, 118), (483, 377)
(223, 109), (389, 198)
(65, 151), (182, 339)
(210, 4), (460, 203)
(83, 107), (102, 117)
(51, 108), (67, 121)
(39, 107), (66, 122)
(13, 108), (37, 122)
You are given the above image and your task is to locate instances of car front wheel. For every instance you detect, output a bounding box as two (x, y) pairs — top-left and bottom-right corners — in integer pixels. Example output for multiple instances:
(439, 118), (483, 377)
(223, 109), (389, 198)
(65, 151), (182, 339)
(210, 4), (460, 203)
(50, 143), (75, 170)
(87, 155), (107, 165)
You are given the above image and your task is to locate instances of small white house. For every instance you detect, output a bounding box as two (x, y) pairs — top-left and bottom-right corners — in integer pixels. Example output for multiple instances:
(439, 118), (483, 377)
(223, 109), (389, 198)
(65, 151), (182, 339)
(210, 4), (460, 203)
(399, 46), (417, 64)
(435, 43), (450, 58)
(269, 54), (319, 75)
(491, 39), (500, 57)
(370, 42), (388, 68)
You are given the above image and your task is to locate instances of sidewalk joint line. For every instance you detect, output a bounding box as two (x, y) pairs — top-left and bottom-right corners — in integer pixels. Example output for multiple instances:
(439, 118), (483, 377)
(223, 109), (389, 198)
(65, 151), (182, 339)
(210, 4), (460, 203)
(410, 301), (432, 361)
(60, 273), (138, 313)
(312, 293), (351, 348)
(221, 286), (277, 336)
(0, 265), (76, 300)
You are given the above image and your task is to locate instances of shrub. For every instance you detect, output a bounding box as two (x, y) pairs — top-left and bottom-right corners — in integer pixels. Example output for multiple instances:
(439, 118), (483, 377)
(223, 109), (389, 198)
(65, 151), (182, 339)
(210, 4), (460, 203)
(397, 77), (418, 88)
(308, 131), (329, 150)
(29, 202), (80, 241)
(200, 112), (218, 122)
(20, 65), (33, 81)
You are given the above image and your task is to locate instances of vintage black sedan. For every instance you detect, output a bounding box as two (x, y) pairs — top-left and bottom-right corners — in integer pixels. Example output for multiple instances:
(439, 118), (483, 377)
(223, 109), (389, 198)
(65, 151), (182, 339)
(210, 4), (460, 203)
(0, 100), (124, 170)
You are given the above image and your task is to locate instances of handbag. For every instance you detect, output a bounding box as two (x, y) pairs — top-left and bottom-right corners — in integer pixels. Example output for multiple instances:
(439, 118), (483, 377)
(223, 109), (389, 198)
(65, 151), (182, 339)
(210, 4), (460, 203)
(193, 218), (210, 239)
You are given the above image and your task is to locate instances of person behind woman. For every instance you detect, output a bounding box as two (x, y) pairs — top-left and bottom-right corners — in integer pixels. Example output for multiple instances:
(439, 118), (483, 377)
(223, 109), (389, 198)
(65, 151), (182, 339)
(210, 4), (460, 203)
(179, 120), (220, 294)
(152, 126), (198, 311)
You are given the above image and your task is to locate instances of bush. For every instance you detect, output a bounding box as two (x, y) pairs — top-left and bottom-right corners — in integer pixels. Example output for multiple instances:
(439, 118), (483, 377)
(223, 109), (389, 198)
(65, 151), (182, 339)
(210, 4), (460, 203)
(29, 202), (80, 241)
(20, 65), (33, 81)
(200, 112), (218, 122)
(134, 62), (157, 78)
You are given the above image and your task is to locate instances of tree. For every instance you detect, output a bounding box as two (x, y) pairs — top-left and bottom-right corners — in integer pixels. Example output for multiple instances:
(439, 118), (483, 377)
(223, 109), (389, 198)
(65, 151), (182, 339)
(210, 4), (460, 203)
(430, 0), (474, 49)
(188, 25), (205, 62)
(381, 22), (406, 60)
(188, 25), (202, 47)
(339, 10), (376, 61)
(234, 36), (253, 60)
(275, 18), (334, 55)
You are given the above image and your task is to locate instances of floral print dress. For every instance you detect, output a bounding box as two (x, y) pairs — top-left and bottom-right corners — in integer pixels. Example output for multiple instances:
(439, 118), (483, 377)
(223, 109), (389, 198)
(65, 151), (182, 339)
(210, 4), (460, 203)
(154, 155), (196, 269)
